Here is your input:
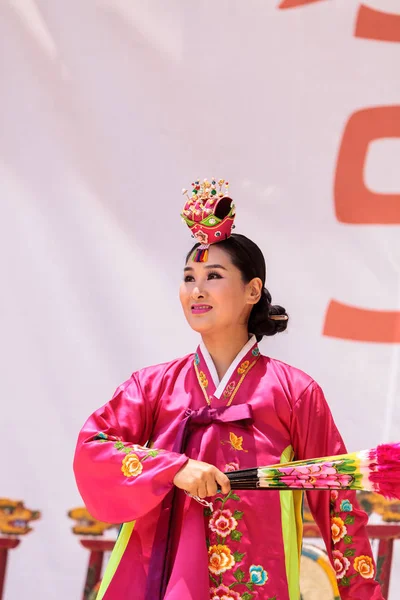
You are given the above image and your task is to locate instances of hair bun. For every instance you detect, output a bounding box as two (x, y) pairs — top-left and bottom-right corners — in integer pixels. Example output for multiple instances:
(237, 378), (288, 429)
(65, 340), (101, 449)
(249, 289), (289, 341)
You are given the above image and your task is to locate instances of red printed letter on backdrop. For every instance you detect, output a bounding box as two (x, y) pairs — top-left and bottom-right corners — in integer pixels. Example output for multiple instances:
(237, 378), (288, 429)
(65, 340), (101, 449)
(278, 0), (328, 9)
(325, 106), (400, 343)
(355, 5), (400, 42)
(334, 106), (400, 224)
(324, 302), (400, 343)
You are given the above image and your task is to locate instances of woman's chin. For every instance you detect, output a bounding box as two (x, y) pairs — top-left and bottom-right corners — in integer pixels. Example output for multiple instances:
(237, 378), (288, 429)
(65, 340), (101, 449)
(186, 316), (215, 335)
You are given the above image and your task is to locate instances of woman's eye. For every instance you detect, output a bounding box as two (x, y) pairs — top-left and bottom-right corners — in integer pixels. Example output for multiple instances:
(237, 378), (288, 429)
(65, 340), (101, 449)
(184, 275), (195, 283)
(207, 272), (222, 280)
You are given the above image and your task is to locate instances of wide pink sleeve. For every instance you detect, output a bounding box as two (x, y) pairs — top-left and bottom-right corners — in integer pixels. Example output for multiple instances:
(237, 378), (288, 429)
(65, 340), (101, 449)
(290, 381), (384, 600)
(73, 372), (188, 524)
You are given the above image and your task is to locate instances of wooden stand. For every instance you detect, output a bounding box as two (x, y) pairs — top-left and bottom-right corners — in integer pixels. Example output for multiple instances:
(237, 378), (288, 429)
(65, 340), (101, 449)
(79, 540), (114, 600)
(0, 538), (20, 600)
(78, 525), (400, 600)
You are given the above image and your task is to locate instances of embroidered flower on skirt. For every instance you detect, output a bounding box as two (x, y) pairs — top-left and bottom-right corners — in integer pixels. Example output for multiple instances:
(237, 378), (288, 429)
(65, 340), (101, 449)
(209, 509), (238, 538)
(249, 564), (268, 585)
(208, 544), (236, 575)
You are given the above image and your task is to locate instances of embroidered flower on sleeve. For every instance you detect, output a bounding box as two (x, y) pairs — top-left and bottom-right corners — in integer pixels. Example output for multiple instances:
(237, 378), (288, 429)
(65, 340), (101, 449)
(331, 516), (347, 544)
(354, 555), (375, 579)
(209, 509), (238, 538)
(340, 499), (353, 512)
(330, 490), (339, 502)
(208, 544), (236, 575)
(332, 550), (351, 580)
(249, 564), (268, 585)
(121, 453), (143, 477)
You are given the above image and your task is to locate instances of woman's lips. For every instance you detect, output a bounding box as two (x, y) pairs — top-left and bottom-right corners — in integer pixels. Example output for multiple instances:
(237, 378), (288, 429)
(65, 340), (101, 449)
(191, 304), (213, 314)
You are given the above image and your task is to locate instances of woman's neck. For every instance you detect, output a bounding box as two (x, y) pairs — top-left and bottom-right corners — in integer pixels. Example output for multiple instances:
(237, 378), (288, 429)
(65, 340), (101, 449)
(201, 328), (251, 381)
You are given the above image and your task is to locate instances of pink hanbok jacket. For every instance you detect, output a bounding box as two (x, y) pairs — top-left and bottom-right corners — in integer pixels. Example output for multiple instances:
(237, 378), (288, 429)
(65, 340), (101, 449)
(74, 336), (384, 600)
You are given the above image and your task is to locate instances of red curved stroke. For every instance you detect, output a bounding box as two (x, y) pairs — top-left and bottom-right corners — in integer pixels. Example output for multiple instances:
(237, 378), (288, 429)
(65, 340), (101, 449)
(334, 106), (400, 224)
(278, 0), (327, 8)
(355, 5), (400, 42)
(324, 301), (400, 343)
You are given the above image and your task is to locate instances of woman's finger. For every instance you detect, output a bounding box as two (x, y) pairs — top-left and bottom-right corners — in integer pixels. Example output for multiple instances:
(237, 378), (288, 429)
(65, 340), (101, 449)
(197, 481), (208, 499)
(215, 469), (231, 495)
(206, 476), (218, 497)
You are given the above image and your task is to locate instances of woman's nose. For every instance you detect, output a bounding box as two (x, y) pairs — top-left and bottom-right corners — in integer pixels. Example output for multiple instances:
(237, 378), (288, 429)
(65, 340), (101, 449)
(191, 286), (205, 299)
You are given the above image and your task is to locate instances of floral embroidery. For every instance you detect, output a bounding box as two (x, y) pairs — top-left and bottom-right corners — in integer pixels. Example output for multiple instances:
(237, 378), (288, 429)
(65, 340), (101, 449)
(199, 371), (209, 388)
(195, 230), (209, 244)
(221, 432), (248, 453)
(237, 361), (250, 375)
(206, 490), (273, 599)
(330, 494), (375, 588)
(209, 510), (238, 538)
(249, 565), (268, 585)
(251, 347), (260, 357)
(121, 453), (143, 477)
(340, 499), (353, 512)
(208, 544), (236, 575)
(331, 517), (347, 544)
(223, 382), (236, 398)
(332, 550), (351, 580)
(210, 584), (242, 599)
(354, 555), (375, 579)
(96, 439), (161, 479)
(194, 353), (200, 366)
(94, 432), (122, 442)
(225, 461), (240, 472)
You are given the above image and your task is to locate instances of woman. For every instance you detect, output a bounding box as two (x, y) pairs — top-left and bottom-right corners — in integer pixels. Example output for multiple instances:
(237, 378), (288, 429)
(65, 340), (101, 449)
(74, 180), (383, 600)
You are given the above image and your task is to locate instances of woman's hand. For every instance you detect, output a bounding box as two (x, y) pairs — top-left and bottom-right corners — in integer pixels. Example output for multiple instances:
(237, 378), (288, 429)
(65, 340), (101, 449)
(173, 458), (231, 498)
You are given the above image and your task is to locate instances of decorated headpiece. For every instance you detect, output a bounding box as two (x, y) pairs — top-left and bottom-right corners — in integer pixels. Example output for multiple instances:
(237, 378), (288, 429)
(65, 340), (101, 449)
(181, 178), (236, 262)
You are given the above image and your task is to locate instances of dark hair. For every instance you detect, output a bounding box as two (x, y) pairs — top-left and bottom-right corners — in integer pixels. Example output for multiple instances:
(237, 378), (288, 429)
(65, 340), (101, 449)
(186, 234), (289, 341)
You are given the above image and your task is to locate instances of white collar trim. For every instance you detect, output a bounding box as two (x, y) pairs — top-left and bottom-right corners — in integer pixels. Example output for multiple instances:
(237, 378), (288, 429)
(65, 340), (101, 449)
(199, 335), (257, 399)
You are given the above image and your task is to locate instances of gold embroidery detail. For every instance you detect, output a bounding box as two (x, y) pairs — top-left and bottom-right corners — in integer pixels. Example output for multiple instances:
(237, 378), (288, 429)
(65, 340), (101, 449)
(237, 360), (250, 375)
(194, 360), (211, 405)
(194, 349), (260, 407)
(199, 371), (209, 388)
(226, 358), (259, 407)
(221, 432), (248, 452)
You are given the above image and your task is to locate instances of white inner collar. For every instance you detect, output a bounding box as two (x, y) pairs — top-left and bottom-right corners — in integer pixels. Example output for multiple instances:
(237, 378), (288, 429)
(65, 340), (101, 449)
(199, 334), (257, 399)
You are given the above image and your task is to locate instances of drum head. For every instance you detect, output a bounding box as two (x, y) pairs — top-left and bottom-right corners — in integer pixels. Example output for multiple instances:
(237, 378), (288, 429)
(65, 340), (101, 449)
(300, 544), (340, 600)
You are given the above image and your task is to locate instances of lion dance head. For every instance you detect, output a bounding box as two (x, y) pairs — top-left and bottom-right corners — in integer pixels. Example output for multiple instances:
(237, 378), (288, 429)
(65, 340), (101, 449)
(0, 498), (41, 535)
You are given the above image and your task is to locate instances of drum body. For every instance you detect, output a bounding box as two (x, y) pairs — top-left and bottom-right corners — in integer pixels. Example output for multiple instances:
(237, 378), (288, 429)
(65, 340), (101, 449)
(300, 544), (340, 600)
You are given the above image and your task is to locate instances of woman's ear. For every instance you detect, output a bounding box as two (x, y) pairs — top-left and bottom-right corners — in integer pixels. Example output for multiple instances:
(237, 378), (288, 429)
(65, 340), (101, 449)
(247, 278), (263, 305)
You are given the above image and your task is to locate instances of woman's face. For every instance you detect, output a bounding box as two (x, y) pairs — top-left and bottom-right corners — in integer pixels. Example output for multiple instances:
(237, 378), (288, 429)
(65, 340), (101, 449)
(179, 244), (261, 337)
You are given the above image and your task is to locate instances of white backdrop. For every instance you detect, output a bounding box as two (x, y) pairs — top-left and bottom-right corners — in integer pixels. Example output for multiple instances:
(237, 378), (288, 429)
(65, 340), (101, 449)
(1, 1), (400, 598)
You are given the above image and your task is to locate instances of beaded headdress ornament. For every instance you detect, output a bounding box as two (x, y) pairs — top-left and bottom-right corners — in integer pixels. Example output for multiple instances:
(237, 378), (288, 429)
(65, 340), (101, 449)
(181, 178), (236, 262)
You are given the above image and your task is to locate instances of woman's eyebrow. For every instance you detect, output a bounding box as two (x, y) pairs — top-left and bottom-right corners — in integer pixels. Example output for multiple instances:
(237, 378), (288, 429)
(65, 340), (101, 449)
(183, 263), (228, 273)
(204, 264), (227, 270)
